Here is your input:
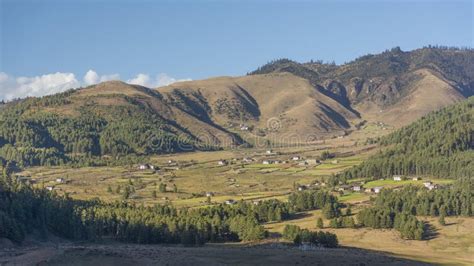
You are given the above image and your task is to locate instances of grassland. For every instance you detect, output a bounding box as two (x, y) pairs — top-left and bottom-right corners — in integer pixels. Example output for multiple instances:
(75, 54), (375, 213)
(20, 141), (374, 207)
(15, 138), (471, 265)
(265, 209), (474, 265)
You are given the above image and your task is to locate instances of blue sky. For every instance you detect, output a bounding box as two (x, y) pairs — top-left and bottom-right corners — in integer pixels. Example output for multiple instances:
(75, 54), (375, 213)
(0, 0), (472, 100)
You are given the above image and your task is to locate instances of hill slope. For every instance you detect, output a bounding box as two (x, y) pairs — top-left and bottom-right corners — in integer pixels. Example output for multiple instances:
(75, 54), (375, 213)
(0, 47), (472, 167)
(250, 47), (473, 125)
(334, 96), (473, 182)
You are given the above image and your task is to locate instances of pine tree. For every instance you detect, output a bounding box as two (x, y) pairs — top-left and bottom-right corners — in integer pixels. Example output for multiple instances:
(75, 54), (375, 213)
(439, 214), (446, 226)
(316, 217), (324, 229)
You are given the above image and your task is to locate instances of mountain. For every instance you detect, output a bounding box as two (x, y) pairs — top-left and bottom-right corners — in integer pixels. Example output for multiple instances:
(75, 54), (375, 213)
(334, 96), (473, 183)
(250, 46), (474, 126)
(0, 46), (472, 167)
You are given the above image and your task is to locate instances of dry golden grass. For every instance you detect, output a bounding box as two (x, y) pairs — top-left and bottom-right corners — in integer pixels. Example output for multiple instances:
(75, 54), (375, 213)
(265, 210), (474, 265)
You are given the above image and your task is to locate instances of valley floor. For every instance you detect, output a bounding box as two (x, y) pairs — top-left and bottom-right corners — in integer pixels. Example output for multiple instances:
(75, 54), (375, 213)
(1, 241), (432, 266)
(2, 216), (472, 266)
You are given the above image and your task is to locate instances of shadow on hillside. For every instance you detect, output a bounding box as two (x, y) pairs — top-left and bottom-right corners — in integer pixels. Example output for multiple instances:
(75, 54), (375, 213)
(286, 212), (312, 220)
(39, 241), (436, 266)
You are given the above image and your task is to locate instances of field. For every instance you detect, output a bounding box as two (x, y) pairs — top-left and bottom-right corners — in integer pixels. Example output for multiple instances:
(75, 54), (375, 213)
(13, 135), (472, 265)
(265, 209), (474, 265)
(19, 139), (375, 208)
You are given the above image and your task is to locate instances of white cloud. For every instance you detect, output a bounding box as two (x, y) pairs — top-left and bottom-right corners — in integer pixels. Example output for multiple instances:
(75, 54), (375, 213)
(83, 70), (120, 86)
(83, 70), (100, 85)
(0, 72), (80, 101)
(127, 73), (151, 87)
(99, 73), (120, 82)
(127, 73), (191, 88)
(0, 71), (190, 101)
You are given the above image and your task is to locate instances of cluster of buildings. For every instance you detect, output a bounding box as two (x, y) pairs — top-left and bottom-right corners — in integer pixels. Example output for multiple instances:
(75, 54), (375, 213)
(138, 164), (158, 170)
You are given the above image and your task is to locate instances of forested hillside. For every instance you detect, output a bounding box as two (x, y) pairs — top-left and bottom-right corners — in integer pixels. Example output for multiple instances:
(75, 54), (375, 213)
(0, 85), (217, 168)
(1, 47), (473, 168)
(334, 97), (473, 182)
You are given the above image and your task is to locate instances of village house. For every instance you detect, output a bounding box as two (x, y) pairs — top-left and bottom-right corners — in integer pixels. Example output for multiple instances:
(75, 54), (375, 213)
(365, 188), (373, 193)
(292, 156), (301, 161)
(240, 125), (249, 131)
(352, 185), (362, 192)
(266, 150), (273, 154)
(412, 177), (421, 181)
(262, 160), (272, 165)
(218, 160), (227, 166)
(338, 185), (351, 192)
(426, 184), (437, 190)
(138, 164), (148, 170)
(373, 186), (383, 193)
(242, 157), (254, 163)
(423, 181), (433, 188)
(393, 175), (402, 181)
(297, 185), (307, 191)
(225, 199), (236, 205)
(205, 192), (214, 197)
(46, 186), (54, 191)
(56, 178), (65, 183)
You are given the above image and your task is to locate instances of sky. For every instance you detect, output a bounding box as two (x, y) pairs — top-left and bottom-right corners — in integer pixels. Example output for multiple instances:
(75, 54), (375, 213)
(0, 0), (473, 101)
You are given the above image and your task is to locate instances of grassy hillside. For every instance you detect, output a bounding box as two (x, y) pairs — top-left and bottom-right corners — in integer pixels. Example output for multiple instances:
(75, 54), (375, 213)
(1, 47), (473, 168)
(250, 47), (473, 125)
(334, 97), (473, 182)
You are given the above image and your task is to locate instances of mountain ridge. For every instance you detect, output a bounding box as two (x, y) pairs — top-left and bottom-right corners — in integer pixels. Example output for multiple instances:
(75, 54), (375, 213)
(0, 46), (472, 166)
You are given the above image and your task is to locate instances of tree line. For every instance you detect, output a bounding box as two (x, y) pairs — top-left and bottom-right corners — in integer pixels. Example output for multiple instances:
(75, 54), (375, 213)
(0, 169), (339, 246)
(356, 180), (472, 240)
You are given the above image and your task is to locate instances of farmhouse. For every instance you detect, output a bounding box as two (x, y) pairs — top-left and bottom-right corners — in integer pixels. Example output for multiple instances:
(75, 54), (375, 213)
(338, 185), (351, 192)
(373, 186), (383, 193)
(46, 186), (54, 191)
(242, 157), (254, 163)
(393, 175), (402, 181)
(365, 188), (373, 193)
(218, 160), (228, 166)
(240, 125), (249, 131)
(225, 199), (236, 205)
(412, 177), (421, 181)
(138, 164), (149, 170)
(426, 184), (437, 190)
(352, 185), (362, 192)
(292, 156), (301, 161)
(297, 185), (307, 191)
(266, 150), (273, 154)
(262, 160), (272, 165)
(423, 181), (433, 188)
(56, 178), (65, 183)
(205, 192), (214, 197)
